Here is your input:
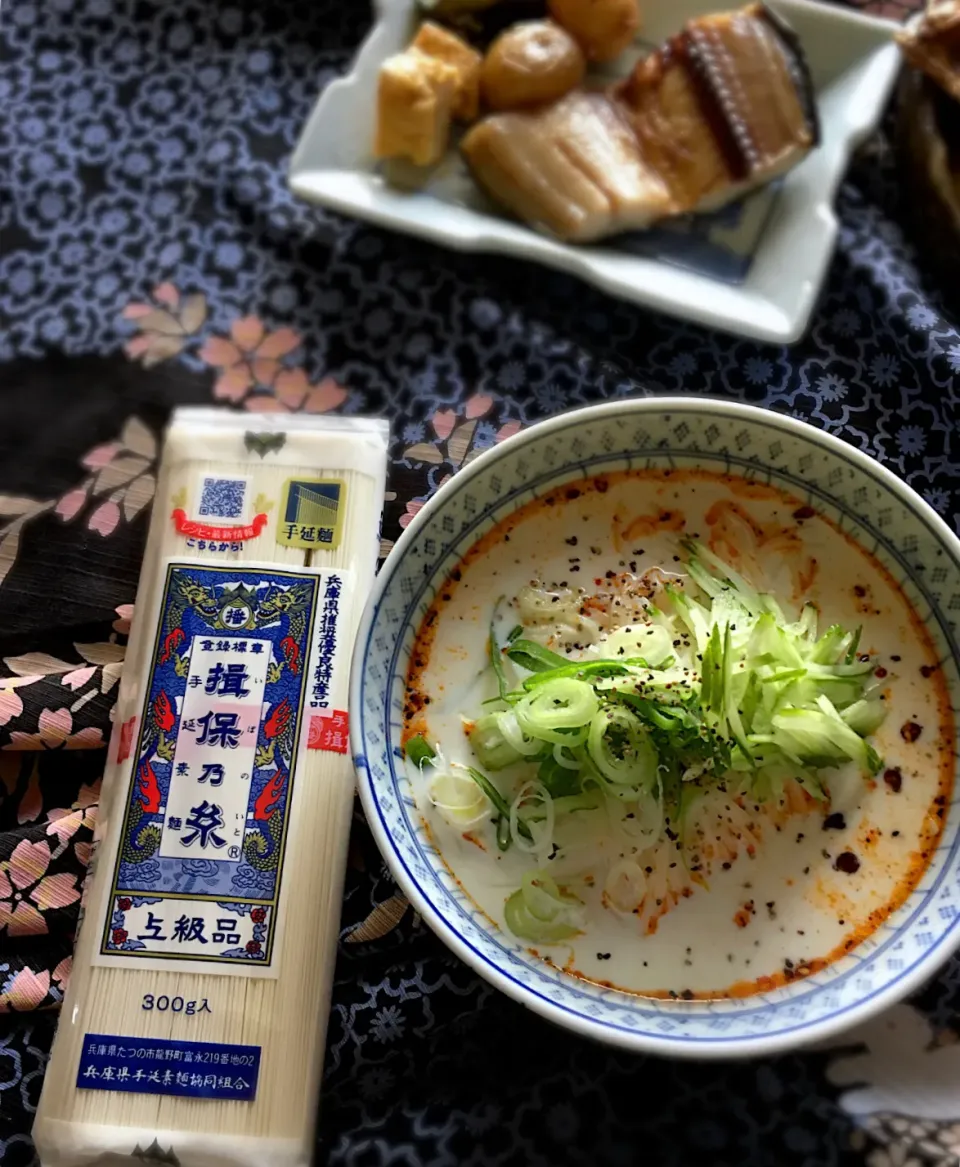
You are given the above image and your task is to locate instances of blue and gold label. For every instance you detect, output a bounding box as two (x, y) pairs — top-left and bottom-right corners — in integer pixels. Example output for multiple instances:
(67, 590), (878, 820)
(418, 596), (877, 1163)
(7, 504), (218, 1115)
(277, 477), (345, 551)
(97, 561), (346, 974)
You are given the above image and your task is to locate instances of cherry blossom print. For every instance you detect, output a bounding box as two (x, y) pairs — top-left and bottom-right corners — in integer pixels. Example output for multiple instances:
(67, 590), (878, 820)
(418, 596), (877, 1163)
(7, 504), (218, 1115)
(122, 283), (207, 367)
(0, 839), (80, 938)
(5, 707), (104, 751)
(198, 314), (301, 402)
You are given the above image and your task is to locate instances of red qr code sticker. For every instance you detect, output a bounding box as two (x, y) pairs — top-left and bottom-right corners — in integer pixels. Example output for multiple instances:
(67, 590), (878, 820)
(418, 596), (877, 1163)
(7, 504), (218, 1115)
(308, 711), (349, 754)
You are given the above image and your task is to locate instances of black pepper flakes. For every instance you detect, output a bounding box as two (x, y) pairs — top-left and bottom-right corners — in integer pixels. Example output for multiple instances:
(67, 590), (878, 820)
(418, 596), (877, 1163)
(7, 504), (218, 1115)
(823, 812), (846, 831)
(834, 851), (860, 874)
(884, 767), (903, 793)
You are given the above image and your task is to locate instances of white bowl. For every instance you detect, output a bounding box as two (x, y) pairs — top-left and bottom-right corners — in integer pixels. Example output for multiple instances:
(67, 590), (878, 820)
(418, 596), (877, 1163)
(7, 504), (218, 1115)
(351, 398), (960, 1058)
(290, 0), (901, 343)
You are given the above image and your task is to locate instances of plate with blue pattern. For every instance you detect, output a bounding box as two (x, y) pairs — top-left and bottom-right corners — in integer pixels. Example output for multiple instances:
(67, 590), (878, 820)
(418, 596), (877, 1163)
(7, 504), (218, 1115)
(291, 0), (901, 342)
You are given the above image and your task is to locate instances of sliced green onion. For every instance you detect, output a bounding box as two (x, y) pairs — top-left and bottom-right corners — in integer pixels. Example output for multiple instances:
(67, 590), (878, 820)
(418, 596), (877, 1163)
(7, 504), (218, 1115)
(514, 678), (599, 744)
(469, 712), (523, 771)
(405, 735), (436, 767)
(521, 658), (639, 691)
(428, 770), (489, 827)
(496, 709), (543, 756)
(586, 706), (658, 792)
(505, 638), (571, 674)
(458, 764), (533, 841)
(536, 750), (582, 798)
(603, 857), (648, 913)
(503, 871), (583, 944)
(510, 781), (554, 854)
(489, 606), (511, 704)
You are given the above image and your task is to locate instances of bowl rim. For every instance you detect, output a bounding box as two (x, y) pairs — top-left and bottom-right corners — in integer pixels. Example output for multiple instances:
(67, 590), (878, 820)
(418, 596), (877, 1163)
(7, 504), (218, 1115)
(351, 396), (960, 1058)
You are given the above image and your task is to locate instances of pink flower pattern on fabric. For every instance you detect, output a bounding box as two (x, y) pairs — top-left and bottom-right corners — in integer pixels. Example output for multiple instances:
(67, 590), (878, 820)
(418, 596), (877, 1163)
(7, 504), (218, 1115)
(1, 968), (52, 1011)
(50, 417), (157, 540)
(0, 688), (24, 726)
(122, 284), (207, 368)
(46, 782), (100, 846)
(402, 394), (523, 473)
(0, 839), (80, 940)
(6, 707), (104, 752)
(199, 315), (302, 402)
(113, 604), (134, 635)
(197, 317), (349, 413)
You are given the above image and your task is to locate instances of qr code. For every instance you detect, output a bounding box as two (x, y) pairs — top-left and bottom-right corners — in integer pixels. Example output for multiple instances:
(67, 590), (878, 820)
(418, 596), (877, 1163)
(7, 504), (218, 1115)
(198, 477), (246, 519)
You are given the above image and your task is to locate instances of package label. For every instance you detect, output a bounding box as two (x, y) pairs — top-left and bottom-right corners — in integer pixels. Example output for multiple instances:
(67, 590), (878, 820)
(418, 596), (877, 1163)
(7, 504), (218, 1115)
(77, 1033), (261, 1101)
(276, 477), (345, 550)
(98, 562), (348, 973)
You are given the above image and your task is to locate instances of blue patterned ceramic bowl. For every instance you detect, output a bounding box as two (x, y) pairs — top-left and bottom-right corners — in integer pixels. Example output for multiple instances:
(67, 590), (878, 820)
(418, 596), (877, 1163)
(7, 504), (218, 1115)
(351, 399), (960, 1057)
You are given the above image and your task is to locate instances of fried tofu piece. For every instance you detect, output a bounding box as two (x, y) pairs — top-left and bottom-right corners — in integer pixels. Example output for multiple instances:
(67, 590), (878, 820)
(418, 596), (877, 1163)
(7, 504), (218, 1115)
(374, 49), (459, 167)
(412, 20), (482, 121)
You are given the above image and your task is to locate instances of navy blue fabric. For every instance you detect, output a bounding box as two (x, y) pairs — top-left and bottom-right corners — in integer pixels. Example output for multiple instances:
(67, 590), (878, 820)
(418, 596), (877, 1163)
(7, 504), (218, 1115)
(3, 0), (960, 1163)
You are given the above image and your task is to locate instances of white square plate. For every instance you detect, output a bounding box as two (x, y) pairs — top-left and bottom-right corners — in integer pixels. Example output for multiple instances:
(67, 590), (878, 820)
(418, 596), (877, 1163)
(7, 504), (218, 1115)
(289, 0), (901, 343)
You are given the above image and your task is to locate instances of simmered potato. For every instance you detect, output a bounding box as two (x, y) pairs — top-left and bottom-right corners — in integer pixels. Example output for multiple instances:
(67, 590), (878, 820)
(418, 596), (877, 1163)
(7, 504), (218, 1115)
(547, 0), (641, 62)
(481, 20), (586, 110)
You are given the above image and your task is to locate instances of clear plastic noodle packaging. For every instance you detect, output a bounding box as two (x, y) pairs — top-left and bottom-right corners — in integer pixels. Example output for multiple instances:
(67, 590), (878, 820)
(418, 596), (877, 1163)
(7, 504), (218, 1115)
(33, 409), (389, 1167)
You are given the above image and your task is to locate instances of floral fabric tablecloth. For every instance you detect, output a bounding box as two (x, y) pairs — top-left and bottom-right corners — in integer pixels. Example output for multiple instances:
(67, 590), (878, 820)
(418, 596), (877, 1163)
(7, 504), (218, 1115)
(5, 0), (960, 1164)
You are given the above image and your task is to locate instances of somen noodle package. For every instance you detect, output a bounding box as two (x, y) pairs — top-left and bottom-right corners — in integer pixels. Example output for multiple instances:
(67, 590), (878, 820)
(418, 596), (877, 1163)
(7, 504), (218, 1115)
(33, 408), (389, 1166)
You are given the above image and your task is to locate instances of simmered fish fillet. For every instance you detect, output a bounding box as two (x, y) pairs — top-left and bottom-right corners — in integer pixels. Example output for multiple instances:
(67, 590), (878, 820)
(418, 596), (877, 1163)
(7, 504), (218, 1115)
(461, 91), (674, 242)
(617, 3), (818, 213)
(459, 2), (818, 243)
